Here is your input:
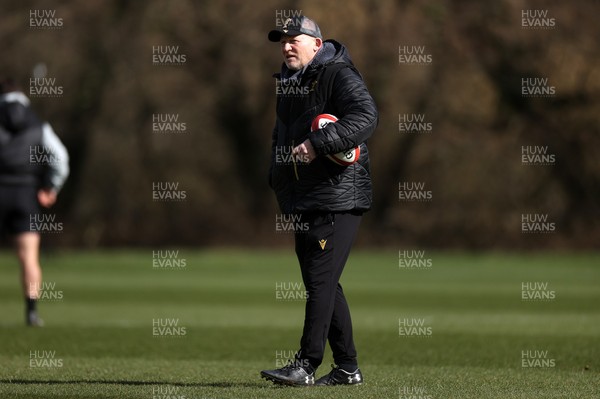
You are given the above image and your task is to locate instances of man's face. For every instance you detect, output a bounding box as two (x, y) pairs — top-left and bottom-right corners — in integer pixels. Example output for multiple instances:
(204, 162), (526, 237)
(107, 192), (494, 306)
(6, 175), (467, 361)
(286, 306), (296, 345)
(280, 34), (322, 71)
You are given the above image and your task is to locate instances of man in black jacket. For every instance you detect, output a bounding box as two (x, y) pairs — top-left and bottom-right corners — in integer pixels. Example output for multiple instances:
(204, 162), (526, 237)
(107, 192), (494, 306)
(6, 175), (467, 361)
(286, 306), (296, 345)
(260, 16), (378, 386)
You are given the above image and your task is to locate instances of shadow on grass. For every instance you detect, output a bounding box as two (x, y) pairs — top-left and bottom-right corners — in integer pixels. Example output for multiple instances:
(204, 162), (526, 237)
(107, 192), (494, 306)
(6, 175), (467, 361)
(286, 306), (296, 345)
(0, 379), (265, 388)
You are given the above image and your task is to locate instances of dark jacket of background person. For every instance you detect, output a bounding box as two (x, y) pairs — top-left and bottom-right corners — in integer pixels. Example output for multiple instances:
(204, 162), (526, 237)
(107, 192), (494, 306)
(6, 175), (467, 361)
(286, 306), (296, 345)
(269, 40), (378, 214)
(0, 92), (69, 192)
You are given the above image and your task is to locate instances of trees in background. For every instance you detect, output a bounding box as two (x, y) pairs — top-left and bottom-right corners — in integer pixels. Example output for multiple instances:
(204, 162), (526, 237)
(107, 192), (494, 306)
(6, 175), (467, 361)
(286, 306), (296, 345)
(2, 0), (598, 248)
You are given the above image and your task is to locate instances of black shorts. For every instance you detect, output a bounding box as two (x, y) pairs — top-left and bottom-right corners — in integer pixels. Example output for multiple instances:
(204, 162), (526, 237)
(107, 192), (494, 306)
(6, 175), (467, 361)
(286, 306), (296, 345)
(0, 185), (40, 235)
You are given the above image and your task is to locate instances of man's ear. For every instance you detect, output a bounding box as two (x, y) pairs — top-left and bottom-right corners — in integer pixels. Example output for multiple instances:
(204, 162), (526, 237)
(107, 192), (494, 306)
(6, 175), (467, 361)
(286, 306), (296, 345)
(314, 38), (323, 51)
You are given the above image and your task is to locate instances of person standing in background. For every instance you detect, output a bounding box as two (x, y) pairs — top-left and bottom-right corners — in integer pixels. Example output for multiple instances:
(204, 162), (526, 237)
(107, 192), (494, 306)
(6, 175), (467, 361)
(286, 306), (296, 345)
(0, 78), (69, 326)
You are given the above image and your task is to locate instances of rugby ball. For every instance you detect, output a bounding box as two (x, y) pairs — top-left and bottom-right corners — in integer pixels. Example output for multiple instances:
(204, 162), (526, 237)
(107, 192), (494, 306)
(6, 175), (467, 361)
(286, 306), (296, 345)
(310, 114), (360, 166)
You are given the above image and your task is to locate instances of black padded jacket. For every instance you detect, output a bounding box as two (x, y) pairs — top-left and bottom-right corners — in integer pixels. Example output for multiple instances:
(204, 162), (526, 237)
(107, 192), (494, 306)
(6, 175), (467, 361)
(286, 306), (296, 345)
(0, 100), (44, 186)
(269, 40), (378, 214)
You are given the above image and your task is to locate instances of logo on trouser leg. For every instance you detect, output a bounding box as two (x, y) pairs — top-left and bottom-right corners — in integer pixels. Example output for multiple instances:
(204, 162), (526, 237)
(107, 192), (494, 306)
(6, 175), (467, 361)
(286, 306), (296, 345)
(318, 239), (327, 250)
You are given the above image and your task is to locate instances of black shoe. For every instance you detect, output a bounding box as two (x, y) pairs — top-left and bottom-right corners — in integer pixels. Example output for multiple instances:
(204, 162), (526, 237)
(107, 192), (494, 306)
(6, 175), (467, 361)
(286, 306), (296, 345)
(315, 365), (363, 386)
(260, 363), (315, 386)
(26, 311), (44, 327)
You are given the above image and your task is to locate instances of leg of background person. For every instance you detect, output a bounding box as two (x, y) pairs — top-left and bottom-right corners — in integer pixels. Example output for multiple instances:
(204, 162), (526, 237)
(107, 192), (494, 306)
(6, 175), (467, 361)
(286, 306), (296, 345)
(15, 232), (42, 325)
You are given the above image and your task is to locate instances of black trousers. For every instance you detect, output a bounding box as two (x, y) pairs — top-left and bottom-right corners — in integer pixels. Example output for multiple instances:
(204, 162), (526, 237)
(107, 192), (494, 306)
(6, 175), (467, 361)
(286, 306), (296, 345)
(294, 212), (361, 370)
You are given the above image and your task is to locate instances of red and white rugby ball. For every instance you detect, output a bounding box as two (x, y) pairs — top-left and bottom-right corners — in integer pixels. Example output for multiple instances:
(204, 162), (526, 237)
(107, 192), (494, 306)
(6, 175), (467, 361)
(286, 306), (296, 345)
(310, 114), (360, 166)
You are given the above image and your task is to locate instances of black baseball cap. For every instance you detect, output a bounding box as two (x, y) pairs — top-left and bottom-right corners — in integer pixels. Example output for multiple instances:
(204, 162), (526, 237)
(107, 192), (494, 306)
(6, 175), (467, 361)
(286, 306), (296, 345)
(268, 15), (322, 42)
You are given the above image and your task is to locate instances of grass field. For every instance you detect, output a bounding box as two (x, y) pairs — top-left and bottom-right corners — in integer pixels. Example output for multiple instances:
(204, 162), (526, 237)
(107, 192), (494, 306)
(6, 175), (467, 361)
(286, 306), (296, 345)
(0, 249), (598, 399)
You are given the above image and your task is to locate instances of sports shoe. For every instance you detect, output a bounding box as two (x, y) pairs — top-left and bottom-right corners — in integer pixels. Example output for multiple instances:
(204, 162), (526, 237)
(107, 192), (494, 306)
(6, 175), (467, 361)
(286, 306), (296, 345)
(27, 311), (44, 327)
(314, 365), (363, 386)
(260, 363), (315, 386)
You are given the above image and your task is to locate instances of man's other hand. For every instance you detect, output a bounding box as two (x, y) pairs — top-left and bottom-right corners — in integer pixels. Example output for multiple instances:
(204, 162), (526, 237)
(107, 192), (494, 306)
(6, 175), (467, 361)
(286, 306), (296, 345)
(292, 139), (317, 163)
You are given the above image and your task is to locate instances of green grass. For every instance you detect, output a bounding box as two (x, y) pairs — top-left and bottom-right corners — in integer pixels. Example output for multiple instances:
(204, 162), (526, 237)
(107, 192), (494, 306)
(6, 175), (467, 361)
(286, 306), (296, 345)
(0, 249), (598, 398)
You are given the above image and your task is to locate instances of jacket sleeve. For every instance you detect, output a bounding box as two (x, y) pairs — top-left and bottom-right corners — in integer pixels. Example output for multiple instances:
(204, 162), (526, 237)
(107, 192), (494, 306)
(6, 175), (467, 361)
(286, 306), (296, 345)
(268, 122), (277, 188)
(40, 123), (69, 192)
(309, 66), (378, 156)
